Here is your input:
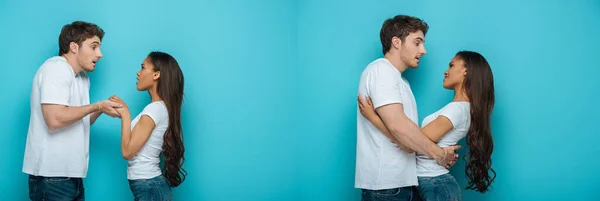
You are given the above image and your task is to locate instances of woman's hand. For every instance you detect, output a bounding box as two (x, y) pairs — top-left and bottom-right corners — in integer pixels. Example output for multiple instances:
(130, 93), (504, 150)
(109, 95), (130, 118)
(358, 95), (380, 122)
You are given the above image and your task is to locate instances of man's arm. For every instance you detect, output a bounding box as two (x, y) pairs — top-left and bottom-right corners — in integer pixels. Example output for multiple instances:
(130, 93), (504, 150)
(358, 95), (414, 152)
(369, 116), (415, 153)
(42, 103), (98, 131)
(363, 64), (458, 166)
(90, 111), (102, 125)
(376, 103), (459, 166)
(43, 100), (122, 131)
(91, 100), (123, 125)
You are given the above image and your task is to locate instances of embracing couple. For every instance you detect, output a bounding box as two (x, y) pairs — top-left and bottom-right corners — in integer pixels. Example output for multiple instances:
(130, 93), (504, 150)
(356, 14), (496, 201)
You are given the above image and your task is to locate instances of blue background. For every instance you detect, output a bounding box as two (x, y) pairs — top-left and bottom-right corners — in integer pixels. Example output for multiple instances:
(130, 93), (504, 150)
(1, 0), (599, 200)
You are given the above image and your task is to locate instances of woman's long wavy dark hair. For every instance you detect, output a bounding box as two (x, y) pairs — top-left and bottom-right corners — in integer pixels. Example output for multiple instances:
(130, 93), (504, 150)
(148, 51), (187, 187)
(456, 51), (496, 193)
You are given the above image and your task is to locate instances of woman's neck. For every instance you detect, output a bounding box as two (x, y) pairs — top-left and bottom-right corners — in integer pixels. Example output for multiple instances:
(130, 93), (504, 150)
(149, 87), (162, 102)
(453, 86), (469, 102)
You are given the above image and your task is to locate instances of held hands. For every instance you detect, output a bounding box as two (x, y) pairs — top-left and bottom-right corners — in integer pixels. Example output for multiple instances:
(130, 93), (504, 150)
(98, 100), (122, 118)
(109, 95), (130, 118)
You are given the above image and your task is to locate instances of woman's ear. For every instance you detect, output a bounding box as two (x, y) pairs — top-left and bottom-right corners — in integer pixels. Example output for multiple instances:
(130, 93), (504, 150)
(153, 71), (161, 80)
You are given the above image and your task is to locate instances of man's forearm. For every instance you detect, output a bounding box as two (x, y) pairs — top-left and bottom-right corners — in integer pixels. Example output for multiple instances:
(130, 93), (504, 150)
(90, 111), (102, 125)
(389, 122), (443, 159)
(43, 103), (99, 131)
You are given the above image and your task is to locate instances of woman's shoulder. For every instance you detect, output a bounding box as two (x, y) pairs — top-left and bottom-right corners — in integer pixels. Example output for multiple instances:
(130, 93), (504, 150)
(142, 101), (168, 113)
(444, 101), (470, 110)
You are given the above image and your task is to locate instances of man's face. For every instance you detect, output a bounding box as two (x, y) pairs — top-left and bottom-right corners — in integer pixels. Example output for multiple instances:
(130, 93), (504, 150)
(397, 30), (427, 69)
(75, 36), (103, 72)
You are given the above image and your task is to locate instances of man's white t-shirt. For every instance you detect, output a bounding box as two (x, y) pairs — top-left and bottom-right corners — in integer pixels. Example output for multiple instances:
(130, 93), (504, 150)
(23, 56), (92, 178)
(417, 102), (470, 177)
(355, 58), (419, 190)
(127, 101), (169, 180)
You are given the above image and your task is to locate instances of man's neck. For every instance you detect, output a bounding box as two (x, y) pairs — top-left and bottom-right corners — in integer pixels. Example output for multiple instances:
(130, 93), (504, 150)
(61, 54), (82, 75)
(384, 53), (407, 73)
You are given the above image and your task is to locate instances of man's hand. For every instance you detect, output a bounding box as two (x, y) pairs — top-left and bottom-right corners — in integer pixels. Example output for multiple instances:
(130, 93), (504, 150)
(435, 145), (460, 168)
(98, 100), (122, 118)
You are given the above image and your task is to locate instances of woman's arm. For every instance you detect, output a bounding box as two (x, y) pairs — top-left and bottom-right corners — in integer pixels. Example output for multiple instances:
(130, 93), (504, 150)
(359, 95), (455, 144)
(420, 116), (454, 143)
(111, 96), (156, 160)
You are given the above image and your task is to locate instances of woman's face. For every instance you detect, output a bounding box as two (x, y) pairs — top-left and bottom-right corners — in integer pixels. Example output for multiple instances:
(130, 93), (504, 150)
(443, 56), (467, 89)
(136, 57), (159, 91)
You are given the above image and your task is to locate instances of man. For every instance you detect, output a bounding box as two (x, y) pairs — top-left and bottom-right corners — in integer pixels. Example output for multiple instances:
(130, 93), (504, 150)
(356, 15), (460, 201)
(23, 21), (121, 201)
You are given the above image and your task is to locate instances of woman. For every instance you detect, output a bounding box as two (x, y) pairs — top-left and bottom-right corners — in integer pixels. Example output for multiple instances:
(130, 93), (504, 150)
(111, 51), (186, 201)
(358, 51), (496, 201)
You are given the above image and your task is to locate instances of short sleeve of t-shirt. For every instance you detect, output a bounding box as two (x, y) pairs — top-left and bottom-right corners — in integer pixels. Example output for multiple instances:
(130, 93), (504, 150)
(367, 63), (404, 109)
(438, 103), (469, 129)
(140, 102), (167, 125)
(40, 60), (73, 106)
